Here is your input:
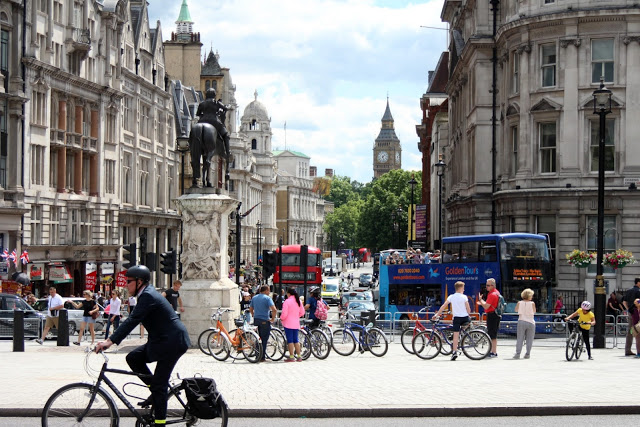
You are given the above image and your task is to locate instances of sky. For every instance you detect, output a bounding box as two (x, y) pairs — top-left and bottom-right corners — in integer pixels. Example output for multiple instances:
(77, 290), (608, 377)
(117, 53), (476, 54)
(148, 0), (448, 184)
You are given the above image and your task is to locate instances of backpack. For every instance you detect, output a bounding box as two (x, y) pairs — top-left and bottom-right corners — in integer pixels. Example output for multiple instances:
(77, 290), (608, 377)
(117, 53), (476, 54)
(314, 298), (328, 320)
(494, 294), (507, 317)
(182, 376), (222, 419)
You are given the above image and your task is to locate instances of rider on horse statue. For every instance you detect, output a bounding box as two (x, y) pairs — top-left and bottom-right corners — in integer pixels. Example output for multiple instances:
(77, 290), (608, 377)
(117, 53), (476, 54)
(196, 88), (230, 149)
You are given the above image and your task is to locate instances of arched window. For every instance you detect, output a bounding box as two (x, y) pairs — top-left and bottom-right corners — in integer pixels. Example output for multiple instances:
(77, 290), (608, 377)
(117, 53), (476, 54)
(251, 139), (257, 150)
(205, 80), (210, 90)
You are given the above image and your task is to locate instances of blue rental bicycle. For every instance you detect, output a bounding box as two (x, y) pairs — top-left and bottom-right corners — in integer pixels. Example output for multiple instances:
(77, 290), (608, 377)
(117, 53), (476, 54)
(331, 319), (389, 357)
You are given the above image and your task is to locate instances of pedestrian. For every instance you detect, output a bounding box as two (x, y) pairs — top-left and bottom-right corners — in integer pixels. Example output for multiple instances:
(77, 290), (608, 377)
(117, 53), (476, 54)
(36, 286), (64, 345)
(162, 280), (185, 315)
(554, 295), (564, 314)
(304, 287), (328, 329)
(128, 294), (145, 339)
(250, 285), (278, 362)
(95, 265), (190, 426)
(104, 289), (121, 340)
(630, 298), (640, 359)
(97, 291), (105, 307)
(432, 281), (471, 361)
(565, 301), (595, 360)
(240, 291), (252, 323)
(478, 278), (501, 358)
(606, 291), (623, 323)
(513, 288), (536, 359)
(622, 278), (640, 356)
(273, 289), (285, 311)
(280, 286), (305, 362)
(68, 290), (99, 346)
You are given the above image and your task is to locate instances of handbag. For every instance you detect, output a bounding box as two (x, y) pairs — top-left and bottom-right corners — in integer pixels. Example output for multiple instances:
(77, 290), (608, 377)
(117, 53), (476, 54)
(91, 311), (99, 320)
(631, 321), (640, 337)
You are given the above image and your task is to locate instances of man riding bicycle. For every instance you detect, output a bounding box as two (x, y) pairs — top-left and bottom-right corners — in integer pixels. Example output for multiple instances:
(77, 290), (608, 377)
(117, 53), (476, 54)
(95, 265), (191, 425)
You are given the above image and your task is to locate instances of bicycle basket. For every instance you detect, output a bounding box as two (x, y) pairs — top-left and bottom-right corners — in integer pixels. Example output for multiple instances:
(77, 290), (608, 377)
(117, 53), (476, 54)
(234, 318), (244, 327)
(182, 376), (221, 419)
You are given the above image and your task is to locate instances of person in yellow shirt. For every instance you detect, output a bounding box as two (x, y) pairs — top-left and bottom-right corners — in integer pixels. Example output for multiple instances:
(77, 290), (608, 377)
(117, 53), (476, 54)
(565, 301), (596, 360)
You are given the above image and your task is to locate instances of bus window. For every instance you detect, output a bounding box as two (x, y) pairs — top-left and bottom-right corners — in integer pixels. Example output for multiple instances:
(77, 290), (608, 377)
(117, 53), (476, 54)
(389, 284), (441, 307)
(459, 241), (478, 262)
(480, 241), (497, 262)
(282, 254), (300, 265)
(500, 238), (549, 261)
(441, 243), (458, 263)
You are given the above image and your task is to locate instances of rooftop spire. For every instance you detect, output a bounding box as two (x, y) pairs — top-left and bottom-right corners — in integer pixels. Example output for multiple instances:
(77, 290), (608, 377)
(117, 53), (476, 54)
(177, 0), (192, 23)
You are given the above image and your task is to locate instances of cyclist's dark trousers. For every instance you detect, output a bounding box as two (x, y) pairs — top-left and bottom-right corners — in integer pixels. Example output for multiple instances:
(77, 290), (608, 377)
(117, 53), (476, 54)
(254, 319), (271, 361)
(310, 318), (320, 329)
(580, 328), (591, 357)
(126, 344), (186, 421)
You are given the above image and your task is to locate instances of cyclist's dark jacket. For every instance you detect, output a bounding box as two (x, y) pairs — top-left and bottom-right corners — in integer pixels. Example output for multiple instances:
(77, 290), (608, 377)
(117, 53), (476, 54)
(109, 284), (190, 360)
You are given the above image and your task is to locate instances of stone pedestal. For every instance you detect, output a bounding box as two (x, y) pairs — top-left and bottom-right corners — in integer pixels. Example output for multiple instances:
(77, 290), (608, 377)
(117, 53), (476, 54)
(174, 191), (240, 346)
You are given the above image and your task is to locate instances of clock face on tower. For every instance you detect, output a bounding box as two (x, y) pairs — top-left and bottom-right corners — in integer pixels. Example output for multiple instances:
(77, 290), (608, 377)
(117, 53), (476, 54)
(377, 151), (389, 163)
(395, 152), (400, 164)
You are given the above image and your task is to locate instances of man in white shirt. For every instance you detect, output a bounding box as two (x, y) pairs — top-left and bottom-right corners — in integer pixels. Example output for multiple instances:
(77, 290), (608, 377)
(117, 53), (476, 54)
(104, 290), (122, 339)
(36, 286), (64, 344)
(432, 281), (471, 361)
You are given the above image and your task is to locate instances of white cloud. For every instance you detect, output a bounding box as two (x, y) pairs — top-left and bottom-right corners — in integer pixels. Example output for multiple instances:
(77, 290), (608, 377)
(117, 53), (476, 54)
(149, 0), (448, 183)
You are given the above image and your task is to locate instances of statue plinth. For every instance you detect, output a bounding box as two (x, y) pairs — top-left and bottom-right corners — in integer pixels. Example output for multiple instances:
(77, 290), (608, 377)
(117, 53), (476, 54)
(174, 191), (240, 345)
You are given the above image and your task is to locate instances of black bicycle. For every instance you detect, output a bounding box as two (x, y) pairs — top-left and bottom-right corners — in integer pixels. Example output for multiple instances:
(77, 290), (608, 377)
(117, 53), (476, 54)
(41, 348), (228, 426)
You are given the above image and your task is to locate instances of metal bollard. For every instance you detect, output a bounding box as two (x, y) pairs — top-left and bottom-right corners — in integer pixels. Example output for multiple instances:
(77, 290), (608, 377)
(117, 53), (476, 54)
(57, 310), (69, 346)
(13, 309), (24, 352)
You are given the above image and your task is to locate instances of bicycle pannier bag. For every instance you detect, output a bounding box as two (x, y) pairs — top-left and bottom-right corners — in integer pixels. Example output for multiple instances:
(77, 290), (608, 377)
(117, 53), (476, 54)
(182, 376), (220, 419)
(315, 299), (328, 320)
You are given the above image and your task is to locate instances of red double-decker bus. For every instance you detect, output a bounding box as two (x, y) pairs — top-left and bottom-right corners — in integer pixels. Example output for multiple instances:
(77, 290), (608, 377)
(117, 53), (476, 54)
(274, 245), (322, 298)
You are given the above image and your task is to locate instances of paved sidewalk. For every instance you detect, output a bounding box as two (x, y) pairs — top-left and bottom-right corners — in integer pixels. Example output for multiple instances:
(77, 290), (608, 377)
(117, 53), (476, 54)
(1, 337), (639, 418)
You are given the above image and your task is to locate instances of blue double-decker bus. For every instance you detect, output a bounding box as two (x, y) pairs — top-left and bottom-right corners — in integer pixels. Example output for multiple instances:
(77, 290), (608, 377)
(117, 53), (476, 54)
(377, 233), (554, 329)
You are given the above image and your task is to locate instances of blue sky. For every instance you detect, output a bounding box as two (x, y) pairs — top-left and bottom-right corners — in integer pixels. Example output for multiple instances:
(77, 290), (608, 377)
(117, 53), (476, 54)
(149, 0), (448, 183)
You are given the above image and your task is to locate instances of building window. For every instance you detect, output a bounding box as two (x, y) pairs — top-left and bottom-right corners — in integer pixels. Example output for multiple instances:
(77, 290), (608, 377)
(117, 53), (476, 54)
(31, 145), (46, 185)
(139, 157), (149, 206)
(539, 122), (556, 173)
(205, 80), (210, 90)
(38, 0), (48, 13)
(31, 89), (47, 126)
(82, 156), (90, 193)
(123, 153), (132, 203)
(140, 104), (151, 138)
(65, 152), (75, 191)
(105, 210), (114, 244)
(544, 0), (555, 3)
(105, 159), (115, 193)
(590, 118), (615, 172)
(168, 165), (174, 206)
(123, 96), (134, 132)
(1, 29), (9, 93)
(511, 126), (518, 174)
(251, 139), (257, 150)
(541, 43), (556, 87)
(587, 215), (616, 274)
(71, 209), (92, 244)
(50, 207), (59, 245)
(511, 52), (519, 94)
(592, 39), (614, 83)
(536, 216), (556, 261)
(49, 149), (58, 189)
(30, 205), (42, 244)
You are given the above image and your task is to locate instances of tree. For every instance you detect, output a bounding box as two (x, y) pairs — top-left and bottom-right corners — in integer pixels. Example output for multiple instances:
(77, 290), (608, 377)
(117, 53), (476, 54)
(325, 175), (360, 208)
(323, 199), (363, 250)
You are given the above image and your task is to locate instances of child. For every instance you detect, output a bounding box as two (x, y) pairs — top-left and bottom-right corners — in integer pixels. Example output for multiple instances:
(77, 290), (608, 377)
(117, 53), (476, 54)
(432, 281), (471, 361)
(565, 300), (596, 360)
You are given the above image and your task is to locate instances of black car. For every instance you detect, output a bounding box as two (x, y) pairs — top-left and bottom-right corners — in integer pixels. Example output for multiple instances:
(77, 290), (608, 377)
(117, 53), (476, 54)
(0, 293), (44, 339)
(358, 273), (373, 287)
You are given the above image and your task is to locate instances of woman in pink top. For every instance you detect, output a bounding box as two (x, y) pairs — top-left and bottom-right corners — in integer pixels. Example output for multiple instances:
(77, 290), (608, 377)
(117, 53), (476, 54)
(280, 287), (305, 362)
(513, 288), (536, 359)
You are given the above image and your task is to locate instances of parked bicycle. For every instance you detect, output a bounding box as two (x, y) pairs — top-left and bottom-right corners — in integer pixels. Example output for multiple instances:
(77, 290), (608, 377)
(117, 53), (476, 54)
(565, 319), (589, 361)
(299, 318), (331, 359)
(411, 318), (491, 360)
(198, 307), (262, 363)
(41, 348), (228, 426)
(331, 317), (389, 357)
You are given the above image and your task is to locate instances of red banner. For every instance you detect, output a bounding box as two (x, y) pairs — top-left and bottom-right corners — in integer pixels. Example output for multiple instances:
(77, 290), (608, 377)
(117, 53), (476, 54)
(116, 271), (127, 288)
(86, 270), (97, 290)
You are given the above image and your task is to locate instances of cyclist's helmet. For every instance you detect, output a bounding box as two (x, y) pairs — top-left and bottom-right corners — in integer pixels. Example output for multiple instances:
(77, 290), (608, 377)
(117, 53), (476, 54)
(125, 265), (151, 282)
(581, 301), (592, 310)
(309, 286), (321, 296)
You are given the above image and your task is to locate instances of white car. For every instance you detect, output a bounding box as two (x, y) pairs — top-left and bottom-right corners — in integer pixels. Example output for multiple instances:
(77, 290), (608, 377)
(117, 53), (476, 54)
(321, 277), (341, 304)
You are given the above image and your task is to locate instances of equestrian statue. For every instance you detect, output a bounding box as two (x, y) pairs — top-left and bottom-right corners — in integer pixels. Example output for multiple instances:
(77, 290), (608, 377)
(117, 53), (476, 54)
(189, 88), (231, 189)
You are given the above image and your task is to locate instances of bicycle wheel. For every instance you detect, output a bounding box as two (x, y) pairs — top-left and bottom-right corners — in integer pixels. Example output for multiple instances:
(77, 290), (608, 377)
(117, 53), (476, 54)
(574, 332), (584, 360)
(438, 329), (454, 356)
(565, 333), (577, 361)
(332, 329), (356, 356)
(266, 329), (286, 361)
(240, 330), (262, 363)
(461, 330), (491, 360)
(206, 330), (231, 362)
(42, 382), (118, 426)
(198, 328), (215, 355)
(309, 329), (331, 359)
(320, 324), (333, 342)
(364, 328), (388, 357)
(400, 328), (418, 354)
(298, 330), (312, 360)
(412, 330), (442, 360)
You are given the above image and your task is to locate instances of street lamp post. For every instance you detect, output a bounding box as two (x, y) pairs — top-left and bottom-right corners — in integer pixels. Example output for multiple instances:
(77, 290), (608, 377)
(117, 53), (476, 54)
(435, 155), (446, 250)
(592, 77), (612, 349)
(176, 133), (190, 279)
(408, 175), (417, 248)
(256, 221), (262, 265)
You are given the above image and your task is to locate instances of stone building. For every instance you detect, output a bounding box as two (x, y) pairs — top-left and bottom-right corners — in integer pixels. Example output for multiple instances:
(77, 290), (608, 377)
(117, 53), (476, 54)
(439, 0), (640, 300)
(373, 98), (402, 179)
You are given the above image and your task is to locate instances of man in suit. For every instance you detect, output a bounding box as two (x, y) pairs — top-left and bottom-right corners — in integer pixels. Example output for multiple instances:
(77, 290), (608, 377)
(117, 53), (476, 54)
(96, 265), (190, 425)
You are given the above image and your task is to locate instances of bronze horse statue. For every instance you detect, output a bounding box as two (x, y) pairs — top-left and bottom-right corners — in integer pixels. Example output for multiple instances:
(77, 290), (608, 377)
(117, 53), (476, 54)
(189, 122), (230, 189)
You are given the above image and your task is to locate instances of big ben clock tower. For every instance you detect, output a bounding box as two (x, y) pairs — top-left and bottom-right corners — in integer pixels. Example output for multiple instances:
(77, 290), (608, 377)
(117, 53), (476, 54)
(373, 97), (401, 179)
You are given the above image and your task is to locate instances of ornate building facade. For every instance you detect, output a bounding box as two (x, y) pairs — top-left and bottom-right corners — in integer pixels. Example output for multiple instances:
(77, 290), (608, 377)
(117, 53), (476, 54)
(439, 0), (640, 300)
(373, 98), (402, 179)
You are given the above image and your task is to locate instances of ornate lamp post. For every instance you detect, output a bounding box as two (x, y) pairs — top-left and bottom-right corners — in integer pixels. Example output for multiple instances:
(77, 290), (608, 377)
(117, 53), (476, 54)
(256, 220), (262, 265)
(592, 77), (612, 349)
(408, 175), (417, 248)
(435, 155), (446, 250)
(176, 133), (190, 195)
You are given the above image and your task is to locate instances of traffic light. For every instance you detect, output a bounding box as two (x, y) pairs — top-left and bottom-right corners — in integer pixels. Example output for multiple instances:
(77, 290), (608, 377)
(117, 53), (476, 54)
(263, 250), (277, 279)
(300, 245), (308, 270)
(139, 234), (147, 266)
(122, 243), (136, 269)
(145, 252), (157, 272)
(160, 249), (177, 275)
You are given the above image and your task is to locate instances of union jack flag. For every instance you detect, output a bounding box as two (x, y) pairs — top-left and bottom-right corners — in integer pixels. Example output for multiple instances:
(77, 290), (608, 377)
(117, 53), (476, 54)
(8, 249), (17, 267)
(0, 249), (7, 260)
(20, 250), (29, 265)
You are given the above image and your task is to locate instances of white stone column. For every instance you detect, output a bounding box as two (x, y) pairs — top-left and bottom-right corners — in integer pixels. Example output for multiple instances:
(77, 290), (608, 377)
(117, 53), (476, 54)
(560, 37), (581, 173)
(174, 192), (240, 346)
(624, 36), (640, 172)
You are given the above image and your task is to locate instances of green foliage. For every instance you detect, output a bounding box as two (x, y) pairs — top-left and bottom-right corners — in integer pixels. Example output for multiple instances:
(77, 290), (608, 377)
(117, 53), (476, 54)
(325, 175), (361, 208)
